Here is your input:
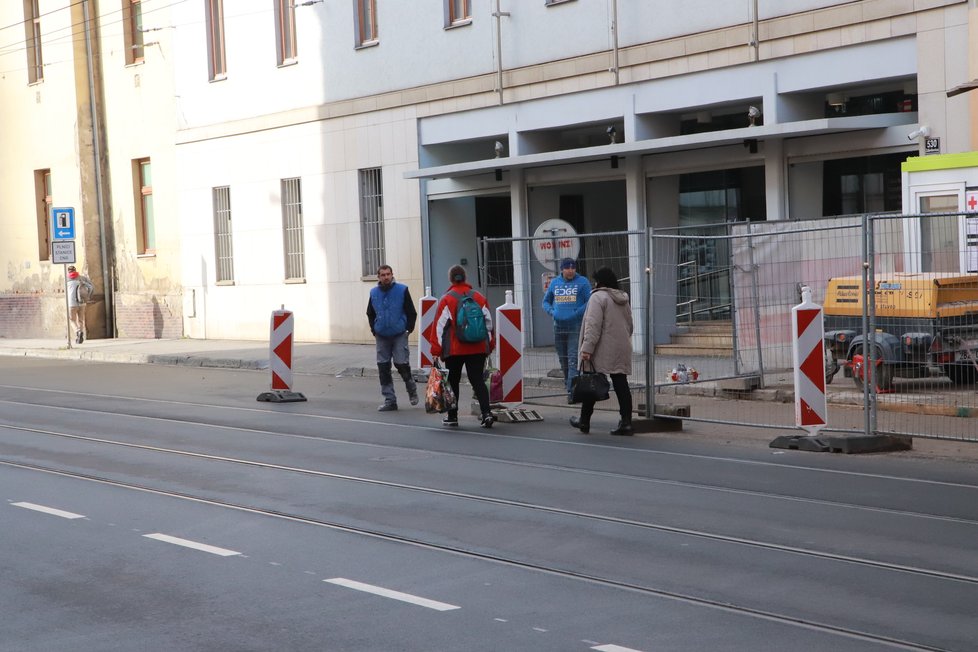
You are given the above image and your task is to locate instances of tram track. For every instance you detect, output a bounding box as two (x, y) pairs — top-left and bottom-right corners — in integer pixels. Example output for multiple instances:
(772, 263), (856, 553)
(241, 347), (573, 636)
(3, 420), (978, 588)
(0, 456), (953, 652)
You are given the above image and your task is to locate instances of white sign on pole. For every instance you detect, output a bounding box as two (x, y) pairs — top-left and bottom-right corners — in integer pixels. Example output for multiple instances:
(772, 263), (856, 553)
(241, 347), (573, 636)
(52, 241), (76, 264)
(532, 218), (580, 267)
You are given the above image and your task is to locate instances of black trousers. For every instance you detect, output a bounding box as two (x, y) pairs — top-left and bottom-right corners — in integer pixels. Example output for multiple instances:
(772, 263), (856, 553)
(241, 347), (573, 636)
(578, 373), (632, 424)
(445, 354), (491, 417)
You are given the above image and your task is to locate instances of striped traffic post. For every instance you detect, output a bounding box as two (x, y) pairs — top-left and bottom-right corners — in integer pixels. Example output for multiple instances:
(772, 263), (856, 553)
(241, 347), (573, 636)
(418, 287), (436, 369)
(792, 286), (827, 435)
(495, 290), (523, 405)
(257, 305), (307, 403)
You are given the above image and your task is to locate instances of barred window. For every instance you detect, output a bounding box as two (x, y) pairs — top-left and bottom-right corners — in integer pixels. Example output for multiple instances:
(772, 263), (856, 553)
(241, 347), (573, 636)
(359, 168), (385, 277)
(281, 177), (305, 280)
(213, 186), (234, 283)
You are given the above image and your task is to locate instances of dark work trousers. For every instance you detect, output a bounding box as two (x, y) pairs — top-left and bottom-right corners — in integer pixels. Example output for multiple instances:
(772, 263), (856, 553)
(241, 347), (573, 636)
(578, 373), (632, 424)
(445, 354), (491, 419)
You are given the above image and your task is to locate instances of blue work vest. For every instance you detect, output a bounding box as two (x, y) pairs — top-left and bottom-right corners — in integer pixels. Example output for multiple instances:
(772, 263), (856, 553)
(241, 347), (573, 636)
(370, 282), (408, 337)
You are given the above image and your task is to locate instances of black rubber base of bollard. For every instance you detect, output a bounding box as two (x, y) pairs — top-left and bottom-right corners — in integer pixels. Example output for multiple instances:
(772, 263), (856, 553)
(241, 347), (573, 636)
(256, 390), (308, 403)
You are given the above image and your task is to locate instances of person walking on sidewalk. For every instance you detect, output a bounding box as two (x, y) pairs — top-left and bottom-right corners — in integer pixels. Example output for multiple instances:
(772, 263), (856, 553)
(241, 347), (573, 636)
(570, 267), (634, 436)
(66, 265), (94, 344)
(427, 265), (496, 428)
(366, 265), (419, 411)
(542, 257), (591, 402)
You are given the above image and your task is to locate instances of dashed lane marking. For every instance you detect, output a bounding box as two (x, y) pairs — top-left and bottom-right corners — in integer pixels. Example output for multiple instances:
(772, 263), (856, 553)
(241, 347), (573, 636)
(592, 645), (646, 652)
(12, 502), (84, 519)
(325, 578), (460, 611)
(143, 533), (241, 557)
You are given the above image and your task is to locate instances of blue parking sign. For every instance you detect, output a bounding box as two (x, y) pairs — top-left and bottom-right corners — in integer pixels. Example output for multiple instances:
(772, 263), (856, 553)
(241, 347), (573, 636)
(52, 207), (75, 241)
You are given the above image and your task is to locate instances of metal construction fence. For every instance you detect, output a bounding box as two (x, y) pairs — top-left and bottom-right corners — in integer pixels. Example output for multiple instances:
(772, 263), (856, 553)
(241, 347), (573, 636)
(481, 211), (978, 443)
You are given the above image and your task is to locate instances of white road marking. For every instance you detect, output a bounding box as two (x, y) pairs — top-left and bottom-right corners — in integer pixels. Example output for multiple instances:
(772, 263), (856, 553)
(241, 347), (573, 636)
(324, 578), (460, 611)
(592, 645), (646, 652)
(12, 502), (84, 519)
(143, 533), (241, 557)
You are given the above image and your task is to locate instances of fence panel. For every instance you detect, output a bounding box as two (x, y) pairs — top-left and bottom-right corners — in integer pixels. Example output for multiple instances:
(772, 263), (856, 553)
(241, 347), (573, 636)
(482, 215), (978, 443)
(481, 231), (644, 403)
(866, 212), (978, 442)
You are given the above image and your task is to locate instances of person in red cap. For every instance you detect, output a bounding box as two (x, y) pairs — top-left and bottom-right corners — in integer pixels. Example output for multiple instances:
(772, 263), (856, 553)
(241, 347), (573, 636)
(66, 265), (94, 344)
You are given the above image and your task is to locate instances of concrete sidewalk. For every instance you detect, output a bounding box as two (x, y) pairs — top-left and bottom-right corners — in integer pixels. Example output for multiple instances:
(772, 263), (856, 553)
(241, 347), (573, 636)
(4, 335), (978, 461)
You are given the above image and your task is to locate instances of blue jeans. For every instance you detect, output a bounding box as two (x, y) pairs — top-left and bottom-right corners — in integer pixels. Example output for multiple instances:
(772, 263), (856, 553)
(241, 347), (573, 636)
(554, 323), (580, 394)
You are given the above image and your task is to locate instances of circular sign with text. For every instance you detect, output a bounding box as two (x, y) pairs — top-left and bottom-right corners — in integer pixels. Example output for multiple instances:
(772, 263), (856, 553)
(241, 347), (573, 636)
(532, 218), (580, 268)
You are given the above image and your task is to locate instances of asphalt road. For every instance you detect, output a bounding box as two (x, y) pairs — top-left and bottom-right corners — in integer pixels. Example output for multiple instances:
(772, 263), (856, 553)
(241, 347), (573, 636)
(2, 358), (977, 651)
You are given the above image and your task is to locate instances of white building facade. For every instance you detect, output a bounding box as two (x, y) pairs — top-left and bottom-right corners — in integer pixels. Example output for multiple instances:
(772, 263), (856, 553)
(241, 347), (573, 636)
(170, 0), (972, 346)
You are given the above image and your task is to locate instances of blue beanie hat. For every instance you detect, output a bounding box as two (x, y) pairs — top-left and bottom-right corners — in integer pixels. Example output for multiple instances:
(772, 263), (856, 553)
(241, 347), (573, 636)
(560, 258), (576, 270)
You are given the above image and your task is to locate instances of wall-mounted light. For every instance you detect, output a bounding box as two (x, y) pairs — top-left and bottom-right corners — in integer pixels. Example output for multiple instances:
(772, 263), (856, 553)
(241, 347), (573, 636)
(607, 125), (617, 144)
(743, 138), (758, 154)
(747, 105), (761, 127)
(494, 169), (503, 182)
(610, 155), (619, 169)
(826, 92), (847, 107)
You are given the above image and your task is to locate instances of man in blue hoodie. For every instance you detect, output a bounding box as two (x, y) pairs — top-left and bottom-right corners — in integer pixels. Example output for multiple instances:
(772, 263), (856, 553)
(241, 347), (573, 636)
(542, 258), (591, 401)
(367, 265), (418, 411)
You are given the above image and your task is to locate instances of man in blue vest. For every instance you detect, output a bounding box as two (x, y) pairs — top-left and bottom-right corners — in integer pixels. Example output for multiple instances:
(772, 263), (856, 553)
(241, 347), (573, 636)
(366, 265), (418, 411)
(542, 258), (591, 402)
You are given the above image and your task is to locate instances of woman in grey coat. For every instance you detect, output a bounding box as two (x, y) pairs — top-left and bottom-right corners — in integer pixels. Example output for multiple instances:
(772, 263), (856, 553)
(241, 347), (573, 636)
(570, 267), (634, 435)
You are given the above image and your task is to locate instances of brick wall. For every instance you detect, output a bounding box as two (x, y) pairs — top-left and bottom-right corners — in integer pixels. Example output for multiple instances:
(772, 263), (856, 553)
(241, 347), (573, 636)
(114, 293), (183, 339)
(0, 294), (56, 338)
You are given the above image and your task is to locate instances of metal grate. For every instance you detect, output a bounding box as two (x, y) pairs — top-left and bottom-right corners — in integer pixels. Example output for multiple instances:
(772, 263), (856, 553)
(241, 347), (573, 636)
(213, 186), (234, 283)
(359, 168), (385, 276)
(281, 177), (305, 280)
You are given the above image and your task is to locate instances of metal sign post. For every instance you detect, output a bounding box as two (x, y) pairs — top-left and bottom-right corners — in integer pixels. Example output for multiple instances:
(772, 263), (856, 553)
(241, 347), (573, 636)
(52, 207), (77, 348)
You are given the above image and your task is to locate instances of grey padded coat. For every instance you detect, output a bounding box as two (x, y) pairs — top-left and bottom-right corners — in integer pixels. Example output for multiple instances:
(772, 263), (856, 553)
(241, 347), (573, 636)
(577, 287), (633, 375)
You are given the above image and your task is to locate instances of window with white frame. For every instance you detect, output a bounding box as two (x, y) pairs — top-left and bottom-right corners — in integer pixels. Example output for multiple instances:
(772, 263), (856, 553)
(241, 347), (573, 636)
(446, 0), (471, 26)
(134, 158), (155, 254)
(281, 178), (305, 280)
(274, 0), (297, 65)
(359, 168), (385, 277)
(355, 0), (378, 46)
(213, 186), (234, 283)
(24, 0), (43, 83)
(206, 0), (226, 80)
(123, 0), (145, 64)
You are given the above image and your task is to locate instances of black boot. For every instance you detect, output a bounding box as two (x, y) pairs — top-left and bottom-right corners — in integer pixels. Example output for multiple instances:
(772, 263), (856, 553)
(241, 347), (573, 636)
(610, 419), (633, 436)
(569, 416), (590, 434)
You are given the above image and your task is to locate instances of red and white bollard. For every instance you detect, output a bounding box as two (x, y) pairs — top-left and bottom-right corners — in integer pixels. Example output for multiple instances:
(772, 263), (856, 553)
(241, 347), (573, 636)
(257, 305), (307, 402)
(418, 287), (436, 369)
(495, 290), (523, 405)
(792, 286), (826, 434)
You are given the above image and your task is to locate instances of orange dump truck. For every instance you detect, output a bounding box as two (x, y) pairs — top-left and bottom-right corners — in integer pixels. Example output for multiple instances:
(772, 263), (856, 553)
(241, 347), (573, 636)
(823, 273), (978, 390)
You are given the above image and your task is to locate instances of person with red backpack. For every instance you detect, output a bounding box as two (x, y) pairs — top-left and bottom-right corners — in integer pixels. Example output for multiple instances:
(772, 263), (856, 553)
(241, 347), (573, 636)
(427, 265), (496, 428)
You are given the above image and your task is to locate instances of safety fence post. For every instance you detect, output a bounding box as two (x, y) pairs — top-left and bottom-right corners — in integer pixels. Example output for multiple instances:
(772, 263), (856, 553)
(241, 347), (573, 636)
(257, 305), (307, 403)
(418, 287), (436, 369)
(769, 286), (828, 450)
(492, 290), (541, 422)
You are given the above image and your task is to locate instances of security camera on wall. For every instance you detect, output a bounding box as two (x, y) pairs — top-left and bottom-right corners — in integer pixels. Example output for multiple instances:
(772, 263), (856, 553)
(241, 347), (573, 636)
(907, 125), (931, 141)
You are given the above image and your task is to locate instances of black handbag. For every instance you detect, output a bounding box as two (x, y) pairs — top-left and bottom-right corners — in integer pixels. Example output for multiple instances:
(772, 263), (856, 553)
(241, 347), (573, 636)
(571, 360), (611, 404)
